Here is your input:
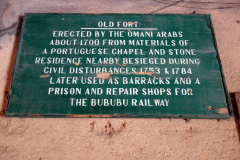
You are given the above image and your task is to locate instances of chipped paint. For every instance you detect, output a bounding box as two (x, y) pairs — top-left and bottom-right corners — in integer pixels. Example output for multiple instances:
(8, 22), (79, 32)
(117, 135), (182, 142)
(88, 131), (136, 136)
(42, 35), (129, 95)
(208, 106), (213, 111)
(75, 63), (82, 66)
(118, 63), (127, 67)
(96, 71), (156, 79)
(217, 108), (229, 114)
(40, 75), (50, 78)
(127, 22), (137, 25)
(134, 72), (157, 78)
(97, 73), (113, 79)
(101, 62), (109, 64)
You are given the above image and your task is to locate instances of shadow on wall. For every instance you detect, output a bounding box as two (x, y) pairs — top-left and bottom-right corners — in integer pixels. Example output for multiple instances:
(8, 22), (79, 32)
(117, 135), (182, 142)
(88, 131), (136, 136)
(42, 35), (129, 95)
(0, 16), (23, 116)
(230, 93), (240, 143)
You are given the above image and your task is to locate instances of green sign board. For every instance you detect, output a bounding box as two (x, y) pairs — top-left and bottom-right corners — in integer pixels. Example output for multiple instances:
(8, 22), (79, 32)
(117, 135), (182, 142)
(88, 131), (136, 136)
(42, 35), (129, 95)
(6, 14), (232, 118)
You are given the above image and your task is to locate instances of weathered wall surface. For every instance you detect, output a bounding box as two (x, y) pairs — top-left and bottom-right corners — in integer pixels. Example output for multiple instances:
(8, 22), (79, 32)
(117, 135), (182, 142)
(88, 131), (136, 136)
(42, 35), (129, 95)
(0, 0), (240, 159)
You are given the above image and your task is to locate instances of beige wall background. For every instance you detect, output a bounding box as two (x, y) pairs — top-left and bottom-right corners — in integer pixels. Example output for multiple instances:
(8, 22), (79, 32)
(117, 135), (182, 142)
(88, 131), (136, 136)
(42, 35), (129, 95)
(0, 0), (240, 159)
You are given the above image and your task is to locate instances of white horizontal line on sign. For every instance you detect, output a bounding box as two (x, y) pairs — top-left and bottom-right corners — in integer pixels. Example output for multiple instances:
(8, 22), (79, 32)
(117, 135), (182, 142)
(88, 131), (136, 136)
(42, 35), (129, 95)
(81, 28), (158, 30)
